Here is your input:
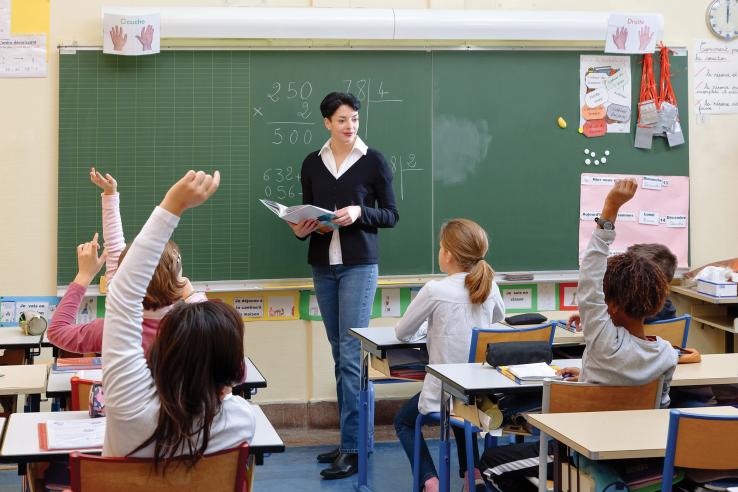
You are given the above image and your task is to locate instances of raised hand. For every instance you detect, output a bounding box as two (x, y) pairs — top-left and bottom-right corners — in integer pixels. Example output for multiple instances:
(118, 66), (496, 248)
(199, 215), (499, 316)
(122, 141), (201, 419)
(332, 205), (362, 227)
(74, 232), (108, 287)
(612, 26), (628, 50)
(110, 26), (127, 51)
(89, 167), (117, 195)
(136, 25), (154, 51)
(160, 170), (221, 217)
(638, 26), (653, 51)
(601, 178), (638, 222)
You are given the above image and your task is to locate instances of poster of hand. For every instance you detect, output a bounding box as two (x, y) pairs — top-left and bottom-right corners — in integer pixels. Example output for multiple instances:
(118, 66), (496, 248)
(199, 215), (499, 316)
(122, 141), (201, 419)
(605, 14), (662, 54)
(103, 13), (160, 56)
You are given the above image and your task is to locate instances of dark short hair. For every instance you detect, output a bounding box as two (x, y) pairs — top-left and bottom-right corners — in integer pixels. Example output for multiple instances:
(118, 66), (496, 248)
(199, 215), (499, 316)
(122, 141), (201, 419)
(627, 243), (677, 282)
(320, 92), (361, 118)
(603, 252), (668, 320)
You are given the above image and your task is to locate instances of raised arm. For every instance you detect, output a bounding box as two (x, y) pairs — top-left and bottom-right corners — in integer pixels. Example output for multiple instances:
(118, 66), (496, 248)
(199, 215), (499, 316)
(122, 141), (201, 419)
(103, 170), (220, 418)
(90, 168), (125, 281)
(578, 178), (638, 348)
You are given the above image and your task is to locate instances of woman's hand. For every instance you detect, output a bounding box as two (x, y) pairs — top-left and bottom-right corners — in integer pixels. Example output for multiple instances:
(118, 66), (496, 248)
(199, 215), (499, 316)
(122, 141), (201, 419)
(160, 170), (220, 217)
(90, 167), (117, 195)
(566, 314), (582, 331)
(333, 205), (361, 227)
(555, 367), (580, 382)
(73, 232), (108, 287)
(289, 218), (319, 238)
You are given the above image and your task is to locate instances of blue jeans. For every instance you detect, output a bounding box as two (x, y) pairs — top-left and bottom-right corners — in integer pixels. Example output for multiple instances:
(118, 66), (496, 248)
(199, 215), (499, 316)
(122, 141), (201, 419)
(312, 263), (378, 453)
(394, 393), (479, 482)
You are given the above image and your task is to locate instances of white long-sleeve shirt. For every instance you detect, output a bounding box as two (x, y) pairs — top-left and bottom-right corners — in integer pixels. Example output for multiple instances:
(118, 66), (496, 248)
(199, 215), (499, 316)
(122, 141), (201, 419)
(102, 206), (255, 457)
(395, 273), (505, 415)
(578, 229), (677, 408)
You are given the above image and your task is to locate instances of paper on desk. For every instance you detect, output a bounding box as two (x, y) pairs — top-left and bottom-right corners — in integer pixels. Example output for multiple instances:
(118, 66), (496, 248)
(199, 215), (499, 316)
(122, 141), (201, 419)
(0, 35), (46, 77)
(45, 418), (105, 450)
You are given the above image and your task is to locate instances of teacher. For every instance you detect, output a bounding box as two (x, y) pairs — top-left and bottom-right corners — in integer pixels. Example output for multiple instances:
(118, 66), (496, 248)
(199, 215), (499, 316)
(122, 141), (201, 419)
(290, 92), (399, 480)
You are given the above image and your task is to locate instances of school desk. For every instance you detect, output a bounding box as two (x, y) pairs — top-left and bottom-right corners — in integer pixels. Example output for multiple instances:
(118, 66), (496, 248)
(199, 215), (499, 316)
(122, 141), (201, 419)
(0, 327), (43, 364)
(45, 357), (268, 408)
(671, 285), (738, 353)
(0, 405), (284, 472)
(526, 406), (738, 492)
(349, 325), (582, 491)
(0, 364), (46, 413)
(426, 353), (738, 492)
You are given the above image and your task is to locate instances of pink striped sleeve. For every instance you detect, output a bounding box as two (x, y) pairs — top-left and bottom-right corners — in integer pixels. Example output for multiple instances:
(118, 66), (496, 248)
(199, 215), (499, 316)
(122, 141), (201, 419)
(102, 192), (126, 282)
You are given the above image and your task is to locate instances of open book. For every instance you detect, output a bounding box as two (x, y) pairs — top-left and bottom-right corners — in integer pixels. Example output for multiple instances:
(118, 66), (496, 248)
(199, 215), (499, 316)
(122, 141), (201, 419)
(260, 199), (338, 232)
(498, 362), (562, 385)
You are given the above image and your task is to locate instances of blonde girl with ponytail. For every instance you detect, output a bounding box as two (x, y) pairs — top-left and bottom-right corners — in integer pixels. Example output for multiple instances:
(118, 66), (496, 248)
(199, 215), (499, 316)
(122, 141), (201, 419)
(393, 219), (506, 492)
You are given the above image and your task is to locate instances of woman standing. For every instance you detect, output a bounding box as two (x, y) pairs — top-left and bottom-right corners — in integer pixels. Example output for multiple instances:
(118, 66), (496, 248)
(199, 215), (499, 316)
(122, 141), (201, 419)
(290, 92), (399, 480)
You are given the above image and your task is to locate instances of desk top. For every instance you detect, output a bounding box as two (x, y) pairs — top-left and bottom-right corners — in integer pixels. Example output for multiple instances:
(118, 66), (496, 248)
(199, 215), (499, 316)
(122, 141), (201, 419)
(46, 357), (267, 396)
(526, 406), (738, 460)
(0, 404), (283, 463)
(0, 327), (42, 348)
(671, 285), (738, 305)
(0, 364), (47, 396)
(350, 324), (583, 359)
(428, 353), (738, 398)
(671, 353), (738, 386)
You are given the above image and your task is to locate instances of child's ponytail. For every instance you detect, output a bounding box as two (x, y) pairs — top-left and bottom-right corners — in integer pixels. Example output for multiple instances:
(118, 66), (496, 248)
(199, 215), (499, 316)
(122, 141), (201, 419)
(440, 219), (495, 305)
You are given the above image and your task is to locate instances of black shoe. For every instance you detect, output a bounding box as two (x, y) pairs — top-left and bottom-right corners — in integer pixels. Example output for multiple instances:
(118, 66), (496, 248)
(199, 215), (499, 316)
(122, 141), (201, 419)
(316, 446), (340, 464)
(320, 452), (358, 480)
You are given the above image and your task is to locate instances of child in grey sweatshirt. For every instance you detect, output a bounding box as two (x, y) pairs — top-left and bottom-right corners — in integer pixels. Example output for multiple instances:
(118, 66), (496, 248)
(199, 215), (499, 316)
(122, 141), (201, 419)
(558, 178), (678, 407)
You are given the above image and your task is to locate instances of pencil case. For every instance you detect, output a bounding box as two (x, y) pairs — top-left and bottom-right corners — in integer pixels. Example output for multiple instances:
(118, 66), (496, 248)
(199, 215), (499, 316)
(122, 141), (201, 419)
(504, 313), (547, 326)
(485, 341), (552, 367)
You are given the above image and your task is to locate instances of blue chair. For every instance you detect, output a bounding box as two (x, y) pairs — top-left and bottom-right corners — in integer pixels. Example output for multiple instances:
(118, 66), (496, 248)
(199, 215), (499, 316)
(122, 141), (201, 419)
(661, 409), (738, 492)
(644, 314), (691, 348)
(412, 322), (556, 492)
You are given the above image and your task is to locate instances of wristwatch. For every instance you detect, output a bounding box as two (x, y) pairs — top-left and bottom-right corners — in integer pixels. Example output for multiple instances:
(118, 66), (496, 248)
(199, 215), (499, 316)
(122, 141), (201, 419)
(595, 217), (615, 231)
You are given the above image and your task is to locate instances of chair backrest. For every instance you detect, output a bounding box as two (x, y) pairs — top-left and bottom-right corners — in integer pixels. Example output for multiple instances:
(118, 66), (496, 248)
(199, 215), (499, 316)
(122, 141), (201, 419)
(644, 314), (691, 348)
(69, 443), (249, 492)
(469, 323), (555, 363)
(661, 410), (738, 491)
(70, 377), (100, 412)
(542, 377), (664, 413)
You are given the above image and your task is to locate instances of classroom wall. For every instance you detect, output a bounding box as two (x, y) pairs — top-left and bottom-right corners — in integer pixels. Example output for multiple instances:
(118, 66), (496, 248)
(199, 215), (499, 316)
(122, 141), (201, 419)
(2, 0), (736, 404)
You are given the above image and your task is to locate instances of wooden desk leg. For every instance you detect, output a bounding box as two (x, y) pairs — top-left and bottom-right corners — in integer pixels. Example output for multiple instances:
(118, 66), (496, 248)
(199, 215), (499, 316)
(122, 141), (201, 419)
(552, 440), (565, 492)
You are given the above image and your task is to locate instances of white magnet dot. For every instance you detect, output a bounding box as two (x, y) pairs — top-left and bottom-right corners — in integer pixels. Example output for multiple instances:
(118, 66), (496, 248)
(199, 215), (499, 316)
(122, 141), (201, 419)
(601, 157), (607, 163)
(585, 159), (591, 165)
(594, 160), (600, 165)
(604, 150), (610, 156)
(590, 152), (596, 157)
(584, 149), (590, 154)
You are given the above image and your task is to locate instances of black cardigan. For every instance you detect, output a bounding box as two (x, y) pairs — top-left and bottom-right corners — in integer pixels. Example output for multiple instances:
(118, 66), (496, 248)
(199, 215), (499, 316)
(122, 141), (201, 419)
(299, 148), (399, 266)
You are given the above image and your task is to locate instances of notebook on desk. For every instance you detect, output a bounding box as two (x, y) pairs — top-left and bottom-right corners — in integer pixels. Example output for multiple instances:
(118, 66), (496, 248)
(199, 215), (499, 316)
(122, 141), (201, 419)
(38, 418), (105, 451)
(52, 357), (102, 372)
(497, 362), (562, 385)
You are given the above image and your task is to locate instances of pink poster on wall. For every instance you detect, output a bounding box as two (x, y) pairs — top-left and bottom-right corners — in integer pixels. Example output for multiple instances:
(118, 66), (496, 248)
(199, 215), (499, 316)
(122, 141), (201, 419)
(579, 173), (689, 268)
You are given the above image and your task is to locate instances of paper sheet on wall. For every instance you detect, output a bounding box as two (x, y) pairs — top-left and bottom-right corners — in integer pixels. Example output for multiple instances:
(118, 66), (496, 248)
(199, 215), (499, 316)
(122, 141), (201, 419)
(234, 296), (264, 319)
(604, 13), (662, 54)
(267, 295), (296, 319)
(381, 289), (401, 317)
(580, 55), (631, 134)
(103, 13), (160, 56)
(0, 35), (45, 77)
(694, 39), (738, 114)
(537, 283), (556, 311)
(0, 0), (9, 38)
(579, 173), (689, 268)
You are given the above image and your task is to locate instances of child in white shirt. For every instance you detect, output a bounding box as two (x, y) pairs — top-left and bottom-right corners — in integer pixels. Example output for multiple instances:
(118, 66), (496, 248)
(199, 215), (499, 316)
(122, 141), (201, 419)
(102, 170), (255, 468)
(394, 218), (505, 492)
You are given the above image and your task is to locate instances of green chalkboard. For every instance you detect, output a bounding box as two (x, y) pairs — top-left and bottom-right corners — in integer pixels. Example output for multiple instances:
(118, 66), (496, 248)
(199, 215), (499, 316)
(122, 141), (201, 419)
(57, 49), (688, 284)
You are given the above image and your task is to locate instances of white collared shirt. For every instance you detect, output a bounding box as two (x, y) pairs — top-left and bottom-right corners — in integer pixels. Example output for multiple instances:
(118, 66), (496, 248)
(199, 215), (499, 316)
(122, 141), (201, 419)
(318, 136), (368, 265)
